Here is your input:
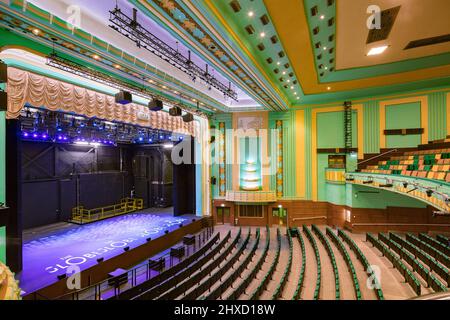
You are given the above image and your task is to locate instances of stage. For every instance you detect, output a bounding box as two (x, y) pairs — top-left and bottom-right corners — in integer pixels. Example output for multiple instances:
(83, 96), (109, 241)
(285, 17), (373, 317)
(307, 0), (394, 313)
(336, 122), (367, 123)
(18, 209), (196, 294)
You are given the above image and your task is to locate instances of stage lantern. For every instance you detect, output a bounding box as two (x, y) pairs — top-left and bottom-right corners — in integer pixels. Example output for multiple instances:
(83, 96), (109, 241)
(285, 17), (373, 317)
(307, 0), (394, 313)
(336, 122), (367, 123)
(148, 99), (163, 111)
(182, 112), (194, 123)
(115, 90), (132, 105)
(169, 106), (182, 117)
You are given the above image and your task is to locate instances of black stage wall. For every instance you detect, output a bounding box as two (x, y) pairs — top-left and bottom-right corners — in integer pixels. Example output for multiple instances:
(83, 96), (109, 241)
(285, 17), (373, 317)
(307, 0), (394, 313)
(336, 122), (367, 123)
(21, 141), (134, 229)
(173, 139), (196, 216)
(132, 147), (173, 208)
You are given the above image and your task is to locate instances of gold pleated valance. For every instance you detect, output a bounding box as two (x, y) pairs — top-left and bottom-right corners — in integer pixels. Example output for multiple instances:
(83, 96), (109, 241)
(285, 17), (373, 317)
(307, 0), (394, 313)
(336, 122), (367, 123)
(6, 67), (196, 136)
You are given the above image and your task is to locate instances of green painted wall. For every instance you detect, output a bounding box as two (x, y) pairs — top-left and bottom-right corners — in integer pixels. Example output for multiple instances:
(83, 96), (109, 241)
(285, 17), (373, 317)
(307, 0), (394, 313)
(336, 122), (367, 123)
(346, 184), (427, 209)
(385, 102), (421, 148)
(0, 227), (5, 264)
(428, 92), (447, 141)
(0, 95), (5, 263)
(363, 100), (380, 153)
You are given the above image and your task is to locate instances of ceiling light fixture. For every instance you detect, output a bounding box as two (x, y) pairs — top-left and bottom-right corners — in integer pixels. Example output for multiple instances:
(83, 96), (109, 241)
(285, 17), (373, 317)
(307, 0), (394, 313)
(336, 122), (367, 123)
(248, 11), (254, 17)
(109, 5), (238, 101)
(260, 32), (266, 37)
(367, 45), (389, 56)
(327, 86), (331, 91)
(32, 28), (40, 35)
(320, 15), (325, 20)
(323, 46), (327, 51)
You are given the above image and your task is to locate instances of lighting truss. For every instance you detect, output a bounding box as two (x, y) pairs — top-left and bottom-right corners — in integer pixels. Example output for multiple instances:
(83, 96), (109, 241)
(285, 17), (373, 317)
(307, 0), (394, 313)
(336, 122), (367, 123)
(108, 6), (238, 101)
(46, 53), (208, 117)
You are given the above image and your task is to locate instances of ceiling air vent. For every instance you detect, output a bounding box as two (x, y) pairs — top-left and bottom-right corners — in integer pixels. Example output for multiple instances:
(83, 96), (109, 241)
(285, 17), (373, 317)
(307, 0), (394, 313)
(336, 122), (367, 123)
(278, 51), (285, 58)
(328, 17), (335, 27)
(266, 57), (273, 64)
(328, 34), (335, 42)
(229, 0), (241, 13)
(260, 14), (270, 25)
(404, 34), (450, 50)
(270, 35), (278, 44)
(274, 68), (279, 74)
(311, 6), (318, 17)
(313, 26), (320, 35)
(367, 6), (401, 44)
(257, 43), (265, 51)
(284, 63), (290, 68)
(315, 41), (322, 49)
(245, 25), (255, 35)
(327, 0), (335, 6)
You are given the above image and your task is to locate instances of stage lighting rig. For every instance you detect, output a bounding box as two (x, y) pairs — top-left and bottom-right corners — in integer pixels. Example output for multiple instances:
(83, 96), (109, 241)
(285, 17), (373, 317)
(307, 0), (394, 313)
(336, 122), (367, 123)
(108, 5), (238, 101)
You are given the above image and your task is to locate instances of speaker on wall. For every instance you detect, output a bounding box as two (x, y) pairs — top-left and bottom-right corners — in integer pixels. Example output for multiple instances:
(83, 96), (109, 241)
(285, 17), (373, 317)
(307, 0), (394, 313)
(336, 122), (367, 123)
(0, 60), (7, 83)
(169, 106), (182, 117)
(148, 99), (163, 111)
(0, 91), (7, 111)
(115, 90), (132, 105)
(211, 176), (217, 185)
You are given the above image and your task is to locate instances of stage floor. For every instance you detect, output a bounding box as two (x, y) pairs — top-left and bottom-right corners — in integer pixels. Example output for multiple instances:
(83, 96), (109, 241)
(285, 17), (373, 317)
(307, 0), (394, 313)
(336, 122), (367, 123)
(18, 208), (195, 294)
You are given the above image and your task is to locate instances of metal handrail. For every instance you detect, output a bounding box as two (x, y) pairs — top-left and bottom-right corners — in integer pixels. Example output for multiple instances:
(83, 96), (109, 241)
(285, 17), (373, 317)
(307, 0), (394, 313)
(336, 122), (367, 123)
(357, 148), (398, 166)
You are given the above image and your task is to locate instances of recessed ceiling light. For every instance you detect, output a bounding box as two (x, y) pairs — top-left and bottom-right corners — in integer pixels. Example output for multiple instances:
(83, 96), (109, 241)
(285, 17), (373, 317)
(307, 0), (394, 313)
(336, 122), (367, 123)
(32, 28), (40, 35)
(148, 79), (155, 83)
(294, 92), (297, 95)
(323, 46), (327, 51)
(114, 64), (121, 69)
(290, 86), (294, 89)
(162, 85), (167, 89)
(325, 66), (328, 70)
(287, 79), (290, 83)
(297, 97), (300, 100)
(327, 86), (331, 90)
(320, 15), (325, 20)
(248, 11), (254, 17)
(282, 71), (286, 75)
(277, 62), (281, 65)
(260, 32), (266, 37)
(367, 45), (389, 56)
(92, 54), (100, 60)
(192, 98), (197, 102)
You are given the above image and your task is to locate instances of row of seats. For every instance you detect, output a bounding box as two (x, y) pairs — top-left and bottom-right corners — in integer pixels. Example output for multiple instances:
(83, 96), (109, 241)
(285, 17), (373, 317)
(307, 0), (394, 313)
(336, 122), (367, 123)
(419, 233), (450, 256)
(388, 233), (448, 290)
(406, 234), (450, 269)
(360, 147), (450, 183)
(271, 229), (293, 300)
(303, 225), (321, 300)
(204, 229), (260, 300)
(291, 228), (306, 300)
(133, 229), (238, 300)
(437, 234), (450, 245)
(184, 229), (252, 300)
(375, 233), (422, 295)
(226, 227), (270, 300)
(312, 225), (340, 300)
(338, 230), (384, 300)
(249, 228), (281, 300)
(116, 231), (222, 300)
(327, 227), (362, 300)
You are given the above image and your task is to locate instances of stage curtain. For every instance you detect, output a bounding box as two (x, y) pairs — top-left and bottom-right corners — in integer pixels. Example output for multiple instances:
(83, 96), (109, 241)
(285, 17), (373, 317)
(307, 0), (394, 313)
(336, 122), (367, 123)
(6, 67), (197, 136)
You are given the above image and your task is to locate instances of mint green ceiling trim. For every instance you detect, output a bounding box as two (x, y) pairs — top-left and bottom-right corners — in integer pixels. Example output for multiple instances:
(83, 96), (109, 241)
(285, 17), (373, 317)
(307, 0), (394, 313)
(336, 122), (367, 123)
(2, 0), (226, 113)
(304, 0), (450, 83)
(193, 0), (301, 105)
(129, 0), (287, 111)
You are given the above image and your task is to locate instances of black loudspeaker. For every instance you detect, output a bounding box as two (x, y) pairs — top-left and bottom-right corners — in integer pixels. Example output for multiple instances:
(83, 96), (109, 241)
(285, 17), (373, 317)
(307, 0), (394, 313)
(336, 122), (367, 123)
(115, 90), (132, 105)
(0, 91), (6, 111)
(0, 61), (7, 83)
(169, 106), (182, 116)
(344, 101), (352, 107)
(57, 274), (67, 280)
(211, 176), (217, 185)
(148, 99), (163, 111)
(182, 112), (194, 122)
(210, 136), (216, 144)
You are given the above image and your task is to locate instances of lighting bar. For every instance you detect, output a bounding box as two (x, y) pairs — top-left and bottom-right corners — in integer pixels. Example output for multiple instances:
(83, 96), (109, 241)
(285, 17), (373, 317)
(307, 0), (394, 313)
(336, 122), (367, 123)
(108, 6), (238, 101)
(46, 53), (208, 117)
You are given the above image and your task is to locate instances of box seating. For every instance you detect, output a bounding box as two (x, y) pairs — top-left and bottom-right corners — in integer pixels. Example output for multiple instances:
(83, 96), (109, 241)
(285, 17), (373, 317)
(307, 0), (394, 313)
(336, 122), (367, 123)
(327, 227), (362, 300)
(312, 225), (341, 300)
(303, 225), (322, 300)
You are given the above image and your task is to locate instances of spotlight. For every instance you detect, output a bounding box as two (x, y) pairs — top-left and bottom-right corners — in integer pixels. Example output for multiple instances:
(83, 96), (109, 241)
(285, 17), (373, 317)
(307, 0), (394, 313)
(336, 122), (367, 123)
(403, 182), (408, 188)
(115, 90), (132, 105)
(146, 237), (152, 242)
(123, 246), (130, 252)
(426, 189), (433, 197)
(148, 99), (163, 111)
(164, 230), (169, 234)
(169, 106), (182, 116)
(182, 112), (194, 122)
(96, 257), (104, 263)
